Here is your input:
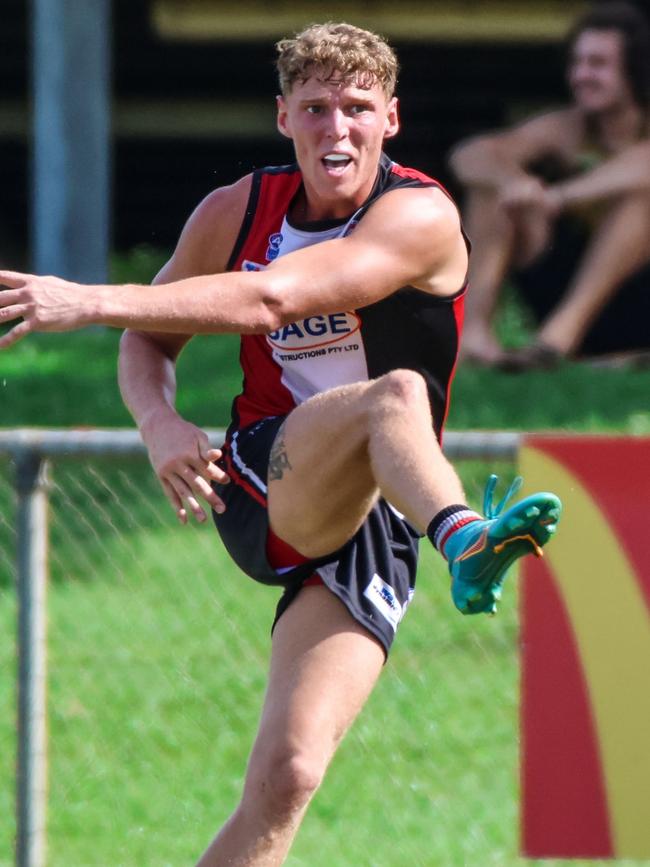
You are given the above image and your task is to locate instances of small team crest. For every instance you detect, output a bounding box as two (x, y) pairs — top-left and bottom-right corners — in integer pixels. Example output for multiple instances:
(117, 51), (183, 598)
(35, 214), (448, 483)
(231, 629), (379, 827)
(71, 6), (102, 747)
(265, 232), (283, 261)
(242, 232), (283, 271)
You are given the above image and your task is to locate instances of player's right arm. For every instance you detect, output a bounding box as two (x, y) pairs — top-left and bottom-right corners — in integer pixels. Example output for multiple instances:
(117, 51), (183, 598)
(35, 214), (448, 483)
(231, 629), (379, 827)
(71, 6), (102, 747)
(118, 174), (252, 524)
(448, 109), (579, 203)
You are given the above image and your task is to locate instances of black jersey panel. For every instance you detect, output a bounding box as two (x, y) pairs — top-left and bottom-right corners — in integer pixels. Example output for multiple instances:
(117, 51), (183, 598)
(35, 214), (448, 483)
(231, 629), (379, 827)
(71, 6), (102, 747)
(359, 289), (461, 439)
(225, 170), (263, 271)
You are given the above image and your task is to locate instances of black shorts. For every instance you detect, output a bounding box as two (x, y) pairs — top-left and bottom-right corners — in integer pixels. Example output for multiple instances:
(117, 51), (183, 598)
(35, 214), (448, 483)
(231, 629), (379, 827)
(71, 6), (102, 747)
(212, 415), (421, 656)
(514, 217), (650, 356)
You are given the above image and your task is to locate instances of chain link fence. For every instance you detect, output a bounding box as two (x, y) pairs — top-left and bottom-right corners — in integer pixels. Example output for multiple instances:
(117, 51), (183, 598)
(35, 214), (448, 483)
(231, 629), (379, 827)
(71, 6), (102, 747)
(1, 430), (529, 867)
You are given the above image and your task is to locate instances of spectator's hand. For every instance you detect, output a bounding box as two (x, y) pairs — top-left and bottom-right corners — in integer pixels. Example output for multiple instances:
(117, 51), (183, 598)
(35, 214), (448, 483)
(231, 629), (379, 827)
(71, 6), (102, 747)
(498, 176), (550, 212)
(541, 185), (565, 218)
(0, 270), (91, 348)
(141, 408), (230, 524)
(513, 209), (553, 269)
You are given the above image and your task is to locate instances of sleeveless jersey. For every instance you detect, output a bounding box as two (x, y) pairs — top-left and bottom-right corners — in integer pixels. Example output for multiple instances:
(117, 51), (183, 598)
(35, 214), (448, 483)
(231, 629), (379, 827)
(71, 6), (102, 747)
(226, 152), (466, 440)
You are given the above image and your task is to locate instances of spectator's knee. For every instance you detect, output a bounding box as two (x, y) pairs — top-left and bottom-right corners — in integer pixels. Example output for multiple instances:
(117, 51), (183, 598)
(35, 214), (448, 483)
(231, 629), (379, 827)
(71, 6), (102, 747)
(608, 189), (650, 219)
(633, 189), (650, 219)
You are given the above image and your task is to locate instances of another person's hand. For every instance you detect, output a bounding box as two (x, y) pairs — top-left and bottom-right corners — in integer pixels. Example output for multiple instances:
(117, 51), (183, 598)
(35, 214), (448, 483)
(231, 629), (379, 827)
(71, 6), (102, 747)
(141, 407), (230, 524)
(498, 176), (550, 212)
(0, 270), (94, 348)
(540, 185), (565, 218)
(499, 177), (565, 219)
(513, 209), (553, 269)
(498, 177), (562, 267)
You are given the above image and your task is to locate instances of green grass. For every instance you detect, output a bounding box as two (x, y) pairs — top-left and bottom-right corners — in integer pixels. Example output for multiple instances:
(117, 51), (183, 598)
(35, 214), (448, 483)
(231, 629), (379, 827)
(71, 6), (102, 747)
(3, 327), (649, 433)
(3, 459), (642, 866)
(1, 250), (648, 432)
(2, 249), (649, 866)
(2, 459), (527, 867)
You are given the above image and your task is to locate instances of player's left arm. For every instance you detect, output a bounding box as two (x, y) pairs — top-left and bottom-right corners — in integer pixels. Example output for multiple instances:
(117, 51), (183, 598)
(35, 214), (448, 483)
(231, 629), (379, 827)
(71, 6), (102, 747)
(0, 187), (466, 345)
(266, 185), (469, 312)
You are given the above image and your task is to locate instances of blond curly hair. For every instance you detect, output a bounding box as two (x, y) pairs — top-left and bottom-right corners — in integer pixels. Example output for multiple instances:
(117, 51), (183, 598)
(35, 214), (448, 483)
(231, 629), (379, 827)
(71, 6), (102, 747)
(276, 22), (399, 98)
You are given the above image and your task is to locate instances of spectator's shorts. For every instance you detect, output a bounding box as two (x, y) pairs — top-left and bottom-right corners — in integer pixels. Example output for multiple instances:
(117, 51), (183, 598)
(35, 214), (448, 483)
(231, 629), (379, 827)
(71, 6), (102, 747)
(212, 415), (421, 656)
(514, 217), (650, 356)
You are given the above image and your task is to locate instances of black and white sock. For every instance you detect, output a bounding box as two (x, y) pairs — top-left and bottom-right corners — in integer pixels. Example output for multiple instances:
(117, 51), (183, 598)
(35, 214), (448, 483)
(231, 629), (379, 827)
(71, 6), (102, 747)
(426, 504), (482, 558)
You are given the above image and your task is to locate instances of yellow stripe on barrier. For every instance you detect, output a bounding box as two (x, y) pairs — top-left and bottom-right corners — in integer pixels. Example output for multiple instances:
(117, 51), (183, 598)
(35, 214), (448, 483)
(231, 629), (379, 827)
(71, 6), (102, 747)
(521, 445), (650, 859)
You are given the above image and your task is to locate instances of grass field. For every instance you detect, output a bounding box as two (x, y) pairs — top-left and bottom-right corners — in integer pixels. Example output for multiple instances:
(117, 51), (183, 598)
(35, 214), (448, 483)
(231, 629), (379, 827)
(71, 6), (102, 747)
(1, 244), (649, 432)
(2, 325), (650, 433)
(1, 249), (649, 865)
(1, 458), (525, 867)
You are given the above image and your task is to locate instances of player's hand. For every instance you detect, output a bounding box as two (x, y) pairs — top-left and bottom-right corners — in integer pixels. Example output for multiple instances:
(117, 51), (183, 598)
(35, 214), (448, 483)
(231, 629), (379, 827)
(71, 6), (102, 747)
(0, 270), (94, 349)
(141, 409), (230, 524)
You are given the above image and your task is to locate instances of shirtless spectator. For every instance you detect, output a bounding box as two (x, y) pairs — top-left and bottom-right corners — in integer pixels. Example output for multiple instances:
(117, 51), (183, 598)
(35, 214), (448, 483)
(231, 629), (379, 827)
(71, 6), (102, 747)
(450, 1), (650, 368)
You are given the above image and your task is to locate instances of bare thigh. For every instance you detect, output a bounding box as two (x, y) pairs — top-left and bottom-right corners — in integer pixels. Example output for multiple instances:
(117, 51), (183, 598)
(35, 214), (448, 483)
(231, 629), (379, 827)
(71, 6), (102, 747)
(267, 380), (379, 558)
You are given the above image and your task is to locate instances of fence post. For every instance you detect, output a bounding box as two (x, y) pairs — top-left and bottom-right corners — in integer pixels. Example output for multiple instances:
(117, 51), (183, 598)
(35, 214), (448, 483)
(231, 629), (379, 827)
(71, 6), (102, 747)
(32, 0), (111, 282)
(15, 452), (50, 867)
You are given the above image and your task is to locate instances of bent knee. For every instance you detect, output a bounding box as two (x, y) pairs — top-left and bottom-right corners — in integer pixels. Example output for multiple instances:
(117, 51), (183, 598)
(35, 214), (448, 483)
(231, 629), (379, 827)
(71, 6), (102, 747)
(374, 369), (428, 406)
(630, 190), (650, 222)
(606, 189), (650, 220)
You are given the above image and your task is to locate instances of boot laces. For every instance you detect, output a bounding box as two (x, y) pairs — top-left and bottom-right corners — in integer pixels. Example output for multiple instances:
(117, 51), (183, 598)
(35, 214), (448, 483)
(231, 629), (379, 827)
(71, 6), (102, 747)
(483, 474), (523, 520)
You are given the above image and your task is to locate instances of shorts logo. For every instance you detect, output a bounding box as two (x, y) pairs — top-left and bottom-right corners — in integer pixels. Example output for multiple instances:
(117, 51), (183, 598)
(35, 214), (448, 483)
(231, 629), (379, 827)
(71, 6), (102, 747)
(242, 260), (266, 272)
(363, 573), (403, 632)
(267, 311), (361, 352)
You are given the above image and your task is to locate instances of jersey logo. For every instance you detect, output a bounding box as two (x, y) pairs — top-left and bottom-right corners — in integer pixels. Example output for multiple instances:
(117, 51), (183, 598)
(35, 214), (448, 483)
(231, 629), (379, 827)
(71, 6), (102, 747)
(267, 311), (361, 352)
(242, 260), (266, 272)
(266, 232), (283, 261)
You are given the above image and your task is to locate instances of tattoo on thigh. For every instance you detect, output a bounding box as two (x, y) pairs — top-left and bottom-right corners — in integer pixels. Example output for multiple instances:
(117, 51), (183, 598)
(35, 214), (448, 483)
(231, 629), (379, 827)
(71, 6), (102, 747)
(268, 424), (293, 482)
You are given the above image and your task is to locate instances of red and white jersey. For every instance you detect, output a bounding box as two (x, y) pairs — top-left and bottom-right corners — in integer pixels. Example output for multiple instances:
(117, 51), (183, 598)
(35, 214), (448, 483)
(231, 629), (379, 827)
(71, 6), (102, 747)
(226, 153), (466, 439)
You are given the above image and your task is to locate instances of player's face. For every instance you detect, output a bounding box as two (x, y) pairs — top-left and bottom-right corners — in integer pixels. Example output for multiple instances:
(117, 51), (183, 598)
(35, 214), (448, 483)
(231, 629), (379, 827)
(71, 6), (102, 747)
(277, 74), (399, 219)
(567, 29), (634, 113)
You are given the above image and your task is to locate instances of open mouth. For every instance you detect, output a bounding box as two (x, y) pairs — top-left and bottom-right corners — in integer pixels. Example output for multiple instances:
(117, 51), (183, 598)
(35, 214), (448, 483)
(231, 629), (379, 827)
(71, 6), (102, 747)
(321, 153), (353, 171)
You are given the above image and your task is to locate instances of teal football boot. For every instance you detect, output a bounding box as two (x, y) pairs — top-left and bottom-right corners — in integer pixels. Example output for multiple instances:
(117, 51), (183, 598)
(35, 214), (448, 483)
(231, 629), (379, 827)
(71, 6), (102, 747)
(445, 475), (562, 615)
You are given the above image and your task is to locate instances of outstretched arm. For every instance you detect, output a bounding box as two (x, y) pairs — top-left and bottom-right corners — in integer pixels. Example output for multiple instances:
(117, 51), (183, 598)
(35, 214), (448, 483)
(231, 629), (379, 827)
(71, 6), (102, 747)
(0, 185), (467, 347)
